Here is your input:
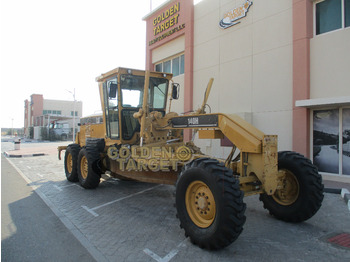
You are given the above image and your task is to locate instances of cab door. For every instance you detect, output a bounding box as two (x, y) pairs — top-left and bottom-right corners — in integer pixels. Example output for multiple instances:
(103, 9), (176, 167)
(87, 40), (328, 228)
(103, 77), (120, 140)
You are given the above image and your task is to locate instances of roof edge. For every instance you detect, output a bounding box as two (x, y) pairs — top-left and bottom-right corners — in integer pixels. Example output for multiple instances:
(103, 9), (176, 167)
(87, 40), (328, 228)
(142, 0), (175, 21)
(295, 96), (350, 108)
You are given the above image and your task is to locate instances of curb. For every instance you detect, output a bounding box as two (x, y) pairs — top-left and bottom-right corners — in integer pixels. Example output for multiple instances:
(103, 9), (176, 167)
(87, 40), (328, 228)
(324, 188), (350, 212)
(323, 188), (341, 194)
(340, 189), (350, 212)
(3, 152), (46, 158)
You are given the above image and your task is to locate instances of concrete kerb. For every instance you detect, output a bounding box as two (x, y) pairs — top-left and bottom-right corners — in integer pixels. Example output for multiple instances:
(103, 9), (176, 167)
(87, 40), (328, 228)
(2, 141), (69, 158)
(324, 187), (350, 212)
(340, 188), (350, 211)
(3, 152), (46, 158)
(323, 187), (341, 194)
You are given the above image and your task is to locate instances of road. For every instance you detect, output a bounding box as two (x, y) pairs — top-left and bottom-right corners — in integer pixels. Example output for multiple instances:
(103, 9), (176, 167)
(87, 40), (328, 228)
(1, 155), (96, 262)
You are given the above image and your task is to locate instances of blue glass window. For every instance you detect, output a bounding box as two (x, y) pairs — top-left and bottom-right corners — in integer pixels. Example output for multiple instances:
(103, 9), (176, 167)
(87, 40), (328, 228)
(316, 0), (342, 35)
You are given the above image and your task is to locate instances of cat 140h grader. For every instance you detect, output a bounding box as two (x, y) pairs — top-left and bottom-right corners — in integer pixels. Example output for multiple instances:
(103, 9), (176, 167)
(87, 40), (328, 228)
(58, 67), (324, 250)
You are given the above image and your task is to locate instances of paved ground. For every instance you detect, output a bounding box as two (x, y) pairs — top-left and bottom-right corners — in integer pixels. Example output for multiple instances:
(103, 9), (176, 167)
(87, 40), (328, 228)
(1, 141), (350, 261)
(1, 155), (96, 262)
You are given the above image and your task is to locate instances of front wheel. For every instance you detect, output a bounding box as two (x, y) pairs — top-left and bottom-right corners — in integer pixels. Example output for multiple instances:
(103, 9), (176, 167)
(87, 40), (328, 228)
(260, 151), (324, 223)
(175, 158), (246, 250)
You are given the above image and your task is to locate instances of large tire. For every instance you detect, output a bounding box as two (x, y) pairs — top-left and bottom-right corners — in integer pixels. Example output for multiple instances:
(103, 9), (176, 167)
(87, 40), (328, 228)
(260, 151), (324, 223)
(64, 144), (80, 182)
(77, 147), (101, 189)
(86, 138), (105, 153)
(86, 138), (105, 174)
(175, 158), (246, 250)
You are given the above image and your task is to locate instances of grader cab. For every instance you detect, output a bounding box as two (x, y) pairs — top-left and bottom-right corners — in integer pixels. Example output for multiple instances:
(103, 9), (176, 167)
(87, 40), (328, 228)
(58, 67), (324, 250)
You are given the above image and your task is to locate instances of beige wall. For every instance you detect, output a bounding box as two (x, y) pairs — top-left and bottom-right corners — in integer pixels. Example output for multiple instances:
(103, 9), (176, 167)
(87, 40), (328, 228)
(152, 35), (185, 63)
(310, 28), (350, 99)
(193, 0), (293, 157)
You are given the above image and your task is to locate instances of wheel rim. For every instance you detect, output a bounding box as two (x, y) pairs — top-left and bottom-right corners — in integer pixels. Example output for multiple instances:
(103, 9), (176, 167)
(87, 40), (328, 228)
(67, 153), (73, 174)
(272, 169), (300, 205)
(80, 155), (88, 179)
(185, 180), (216, 228)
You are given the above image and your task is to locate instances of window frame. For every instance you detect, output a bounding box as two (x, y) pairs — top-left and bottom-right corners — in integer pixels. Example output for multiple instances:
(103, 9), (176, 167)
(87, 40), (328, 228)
(310, 106), (350, 176)
(180, 54), (185, 75)
(103, 76), (120, 140)
(155, 63), (163, 73)
(314, 0), (349, 36)
(154, 53), (185, 77)
(172, 56), (180, 76)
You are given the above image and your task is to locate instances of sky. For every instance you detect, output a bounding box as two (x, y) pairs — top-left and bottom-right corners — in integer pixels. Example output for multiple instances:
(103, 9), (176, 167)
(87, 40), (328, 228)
(0, 0), (169, 128)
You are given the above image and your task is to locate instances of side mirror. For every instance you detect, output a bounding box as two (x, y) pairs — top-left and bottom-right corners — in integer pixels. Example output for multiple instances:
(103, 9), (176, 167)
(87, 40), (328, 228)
(172, 83), (180, 100)
(109, 83), (118, 98)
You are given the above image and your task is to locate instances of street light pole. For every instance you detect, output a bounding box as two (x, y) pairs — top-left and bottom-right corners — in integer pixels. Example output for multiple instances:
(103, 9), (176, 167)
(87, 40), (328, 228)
(66, 88), (76, 143)
(73, 88), (76, 143)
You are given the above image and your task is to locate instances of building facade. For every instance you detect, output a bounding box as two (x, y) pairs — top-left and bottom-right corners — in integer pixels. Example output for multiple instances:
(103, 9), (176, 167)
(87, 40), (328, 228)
(24, 94), (82, 139)
(143, 0), (350, 178)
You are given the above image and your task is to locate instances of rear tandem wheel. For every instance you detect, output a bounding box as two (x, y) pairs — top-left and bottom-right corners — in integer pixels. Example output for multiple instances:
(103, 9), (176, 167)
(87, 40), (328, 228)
(77, 147), (102, 189)
(64, 144), (80, 182)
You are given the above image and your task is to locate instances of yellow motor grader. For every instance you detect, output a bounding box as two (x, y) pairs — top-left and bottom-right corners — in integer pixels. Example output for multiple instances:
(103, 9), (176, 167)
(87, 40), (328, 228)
(58, 67), (324, 250)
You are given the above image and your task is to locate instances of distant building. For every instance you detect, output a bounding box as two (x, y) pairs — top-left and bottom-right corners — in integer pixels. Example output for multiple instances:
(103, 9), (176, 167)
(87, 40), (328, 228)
(24, 94), (82, 139)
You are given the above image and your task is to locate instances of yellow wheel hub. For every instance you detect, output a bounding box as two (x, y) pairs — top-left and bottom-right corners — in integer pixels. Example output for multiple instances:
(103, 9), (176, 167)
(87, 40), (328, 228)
(185, 181), (216, 228)
(80, 155), (88, 179)
(67, 153), (73, 173)
(273, 169), (300, 205)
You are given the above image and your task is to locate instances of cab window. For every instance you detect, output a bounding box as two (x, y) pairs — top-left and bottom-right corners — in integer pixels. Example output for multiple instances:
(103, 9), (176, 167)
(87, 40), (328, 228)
(149, 77), (168, 109)
(103, 77), (119, 139)
(120, 75), (144, 108)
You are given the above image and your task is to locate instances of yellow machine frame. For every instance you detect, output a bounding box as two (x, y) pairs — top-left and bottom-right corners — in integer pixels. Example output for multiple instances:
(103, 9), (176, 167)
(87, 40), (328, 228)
(59, 67), (281, 196)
